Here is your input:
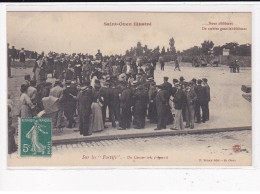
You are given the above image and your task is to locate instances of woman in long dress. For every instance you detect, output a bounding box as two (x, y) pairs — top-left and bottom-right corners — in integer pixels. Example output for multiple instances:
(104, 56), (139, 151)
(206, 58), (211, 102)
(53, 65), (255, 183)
(26, 120), (48, 155)
(89, 80), (104, 133)
(20, 84), (34, 118)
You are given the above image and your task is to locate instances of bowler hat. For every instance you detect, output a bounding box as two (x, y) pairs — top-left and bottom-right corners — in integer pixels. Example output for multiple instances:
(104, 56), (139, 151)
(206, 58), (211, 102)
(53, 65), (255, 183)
(197, 79), (202, 84)
(173, 78), (179, 83)
(202, 78), (208, 83)
(55, 80), (61, 85)
(65, 80), (71, 85)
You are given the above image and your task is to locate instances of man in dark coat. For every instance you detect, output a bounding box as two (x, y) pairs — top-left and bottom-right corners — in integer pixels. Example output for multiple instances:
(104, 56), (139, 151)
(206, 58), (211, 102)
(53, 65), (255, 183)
(61, 81), (78, 128)
(154, 85), (167, 130)
(107, 82), (119, 128)
(65, 64), (74, 81)
(234, 59), (240, 73)
(148, 81), (157, 123)
(54, 58), (63, 79)
(77, 85), (93, 136)
(95, 49), (103, 61)
(110, 83), (122, 122)
(19, 48), (26, 63)
(159, 57), (165, 71)
(195, 79), (208, 123)
(161, 77), (174, 124)
(10, 46), (17, 62)
(202, 78), (210, 121)
(119, 57), (125, 74)
(118, 83), (132, 130)
(74, 57), (83, 83)
(132, 85), (149, 129)
(99, 81), (111, 128)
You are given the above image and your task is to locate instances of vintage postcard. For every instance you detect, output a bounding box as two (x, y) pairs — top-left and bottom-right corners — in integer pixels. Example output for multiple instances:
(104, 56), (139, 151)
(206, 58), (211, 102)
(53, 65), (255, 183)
(7, 12), (252, 167)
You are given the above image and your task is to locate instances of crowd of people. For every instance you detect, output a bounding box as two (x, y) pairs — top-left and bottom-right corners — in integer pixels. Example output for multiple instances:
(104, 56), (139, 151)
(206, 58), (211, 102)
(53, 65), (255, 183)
(14, 49), (210, 138)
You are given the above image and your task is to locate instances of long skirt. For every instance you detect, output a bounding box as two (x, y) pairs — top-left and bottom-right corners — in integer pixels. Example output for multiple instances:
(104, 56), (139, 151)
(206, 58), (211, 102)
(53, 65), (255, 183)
(89, 103), (104, 133)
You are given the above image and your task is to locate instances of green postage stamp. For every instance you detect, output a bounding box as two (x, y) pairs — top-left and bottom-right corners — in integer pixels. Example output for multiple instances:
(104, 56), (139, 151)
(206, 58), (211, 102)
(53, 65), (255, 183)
(19, 118), (52, 157)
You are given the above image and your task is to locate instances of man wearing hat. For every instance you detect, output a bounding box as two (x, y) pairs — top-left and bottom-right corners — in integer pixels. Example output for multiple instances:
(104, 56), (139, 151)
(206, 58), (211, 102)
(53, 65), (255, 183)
(19, 48), (26, 63)
(159, 56), (165, 71)
(162, 77), (174, 124)
(172, 79), (179, 96)
(195, 79), (208, 123)
(179, 76), (185, 88)
(148, 81), (157, 123)
(110, 82), (122, 122)
(74, 57), (83, 83)
(46, 54), (55, 78)
(49, 80), (64, 129)
(184, 82), (197, 129)
(132, 84), (149, 129)
(202, 78), (210, 121)
(154, 84), (167, 130)
(54, 57), (63, 79)
(122, 61), (133, 78)
(95, 49), (103, 62)
(118, 57), (125, 74)
(174, 56), (181, 71)
(77, 84), (93, 136)
(62, 80), (78, 128)
(99, 81), (113, 128)
(118, 83), (132, 130)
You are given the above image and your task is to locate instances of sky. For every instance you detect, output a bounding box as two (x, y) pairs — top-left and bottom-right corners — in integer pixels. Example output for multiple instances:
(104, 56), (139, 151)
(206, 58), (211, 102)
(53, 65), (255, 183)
(7, 12), (251, 55)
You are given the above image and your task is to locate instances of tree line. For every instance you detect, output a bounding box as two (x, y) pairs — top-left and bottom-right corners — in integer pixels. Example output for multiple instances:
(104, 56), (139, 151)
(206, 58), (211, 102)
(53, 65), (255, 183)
(123, 38), (251, 61)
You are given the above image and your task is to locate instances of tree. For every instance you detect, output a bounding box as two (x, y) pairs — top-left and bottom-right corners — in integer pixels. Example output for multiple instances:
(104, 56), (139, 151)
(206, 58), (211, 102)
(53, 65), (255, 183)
(125, 49), (130, 56)
(161, 47), (166, 56)
(222, 42), (239, 55)
(169, 37), (176, 55)
(213, 46), (223, 56)
(136, 42), (143, 56)
(236, 44), (251, 56)
(201, 40), (214, 55)
(153, 46), (160, 59)
(181, 46), (201, 56)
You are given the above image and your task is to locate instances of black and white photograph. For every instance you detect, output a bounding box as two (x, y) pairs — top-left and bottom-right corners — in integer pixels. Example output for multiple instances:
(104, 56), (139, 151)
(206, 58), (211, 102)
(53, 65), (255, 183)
(6, 11), (251, 166)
